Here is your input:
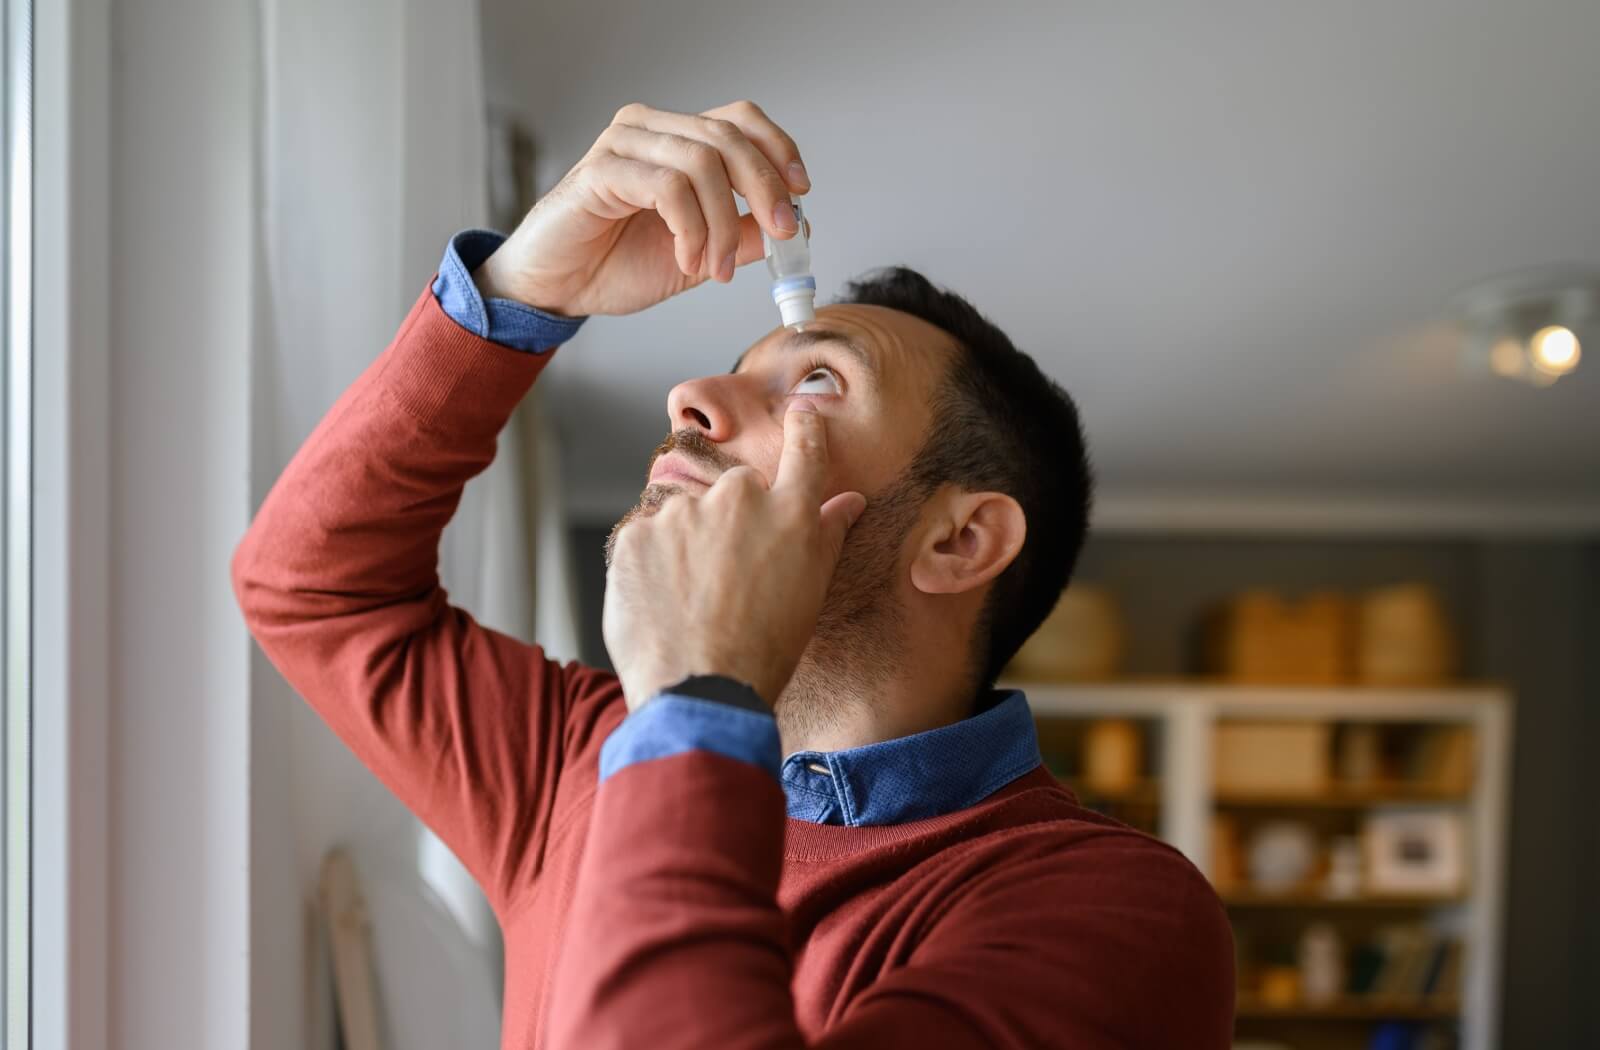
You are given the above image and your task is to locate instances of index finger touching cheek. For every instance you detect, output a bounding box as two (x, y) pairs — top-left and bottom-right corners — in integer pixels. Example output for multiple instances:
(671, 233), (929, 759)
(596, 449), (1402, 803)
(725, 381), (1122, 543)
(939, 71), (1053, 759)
(774, 398), (829, 501)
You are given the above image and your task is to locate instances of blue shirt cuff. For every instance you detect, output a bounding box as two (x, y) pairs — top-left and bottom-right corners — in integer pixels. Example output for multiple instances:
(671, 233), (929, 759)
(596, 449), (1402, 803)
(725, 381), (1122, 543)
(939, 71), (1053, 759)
(599, 694), (782, 783)
(431, 229), (587, 352)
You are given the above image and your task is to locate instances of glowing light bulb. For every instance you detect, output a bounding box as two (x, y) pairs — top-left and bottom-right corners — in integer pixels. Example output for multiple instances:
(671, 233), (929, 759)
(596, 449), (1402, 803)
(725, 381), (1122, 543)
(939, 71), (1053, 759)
(1529, 325), (1580, 375)
(1489, 338), (1526, 378)
(763, 197), (815, 329)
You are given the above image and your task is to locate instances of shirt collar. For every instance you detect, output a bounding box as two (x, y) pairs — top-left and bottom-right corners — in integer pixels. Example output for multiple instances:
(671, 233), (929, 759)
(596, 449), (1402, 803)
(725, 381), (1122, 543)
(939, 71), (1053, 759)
(779, 690), (1042, 827)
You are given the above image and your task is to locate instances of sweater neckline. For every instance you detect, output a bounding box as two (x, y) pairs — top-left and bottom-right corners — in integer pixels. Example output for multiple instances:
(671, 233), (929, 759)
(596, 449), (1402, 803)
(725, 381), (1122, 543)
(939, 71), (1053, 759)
(781, 766), (1065, 861)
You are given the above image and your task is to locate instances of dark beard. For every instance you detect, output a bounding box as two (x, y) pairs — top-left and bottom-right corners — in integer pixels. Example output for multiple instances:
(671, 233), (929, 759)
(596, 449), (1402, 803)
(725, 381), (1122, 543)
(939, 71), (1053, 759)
(774, 473), (923, 743)
(604, 482), (675, 567)
(605, 428), (742, 567)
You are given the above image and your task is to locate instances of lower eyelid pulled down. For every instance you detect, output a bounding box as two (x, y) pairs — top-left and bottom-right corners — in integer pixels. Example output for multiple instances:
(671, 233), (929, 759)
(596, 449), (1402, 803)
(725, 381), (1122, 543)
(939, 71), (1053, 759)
(789, 363), (844, 397)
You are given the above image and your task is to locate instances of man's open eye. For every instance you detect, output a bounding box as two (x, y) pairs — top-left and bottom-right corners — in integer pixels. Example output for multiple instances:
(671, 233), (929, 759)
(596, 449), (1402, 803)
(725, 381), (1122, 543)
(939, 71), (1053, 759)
(791, 365), (843, 397)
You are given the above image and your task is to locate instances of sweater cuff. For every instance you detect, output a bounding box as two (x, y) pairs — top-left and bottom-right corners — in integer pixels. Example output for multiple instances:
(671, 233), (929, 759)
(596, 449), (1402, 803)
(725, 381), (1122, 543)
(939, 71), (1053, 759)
(600, 694), (782, 783)
(376, 285), (553, 437)
(431, 229), (587, 352)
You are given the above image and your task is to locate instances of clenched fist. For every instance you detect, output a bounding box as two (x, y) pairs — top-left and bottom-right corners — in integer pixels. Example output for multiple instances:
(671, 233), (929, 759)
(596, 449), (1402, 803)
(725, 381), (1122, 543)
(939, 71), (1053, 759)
(602, 400), (867, 710)
(475, 100), (810, 318)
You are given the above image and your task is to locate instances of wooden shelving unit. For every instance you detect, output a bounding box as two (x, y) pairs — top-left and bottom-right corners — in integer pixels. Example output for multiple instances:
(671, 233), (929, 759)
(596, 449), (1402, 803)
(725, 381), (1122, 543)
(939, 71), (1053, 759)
(1220, 891), (1467, 910)
(1214, 783), (1469, 808)
(1235, 997), (1461, 1021)
(1012, 682), (1511, 1050)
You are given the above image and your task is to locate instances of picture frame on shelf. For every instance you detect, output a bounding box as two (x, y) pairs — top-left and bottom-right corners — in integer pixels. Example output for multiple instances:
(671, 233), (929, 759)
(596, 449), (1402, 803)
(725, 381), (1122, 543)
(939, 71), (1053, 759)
(1362, 808), (1467, 896)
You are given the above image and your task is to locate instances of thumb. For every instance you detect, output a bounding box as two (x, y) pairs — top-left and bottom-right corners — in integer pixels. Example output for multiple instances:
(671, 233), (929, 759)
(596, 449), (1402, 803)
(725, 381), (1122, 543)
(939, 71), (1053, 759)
(818, 491), (867, 562)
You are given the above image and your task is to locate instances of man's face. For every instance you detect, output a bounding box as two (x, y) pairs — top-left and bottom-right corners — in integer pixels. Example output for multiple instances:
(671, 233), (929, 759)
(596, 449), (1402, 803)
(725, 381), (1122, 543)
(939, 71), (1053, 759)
(608, 303), (959, 727)
(626, 303), (956, 522)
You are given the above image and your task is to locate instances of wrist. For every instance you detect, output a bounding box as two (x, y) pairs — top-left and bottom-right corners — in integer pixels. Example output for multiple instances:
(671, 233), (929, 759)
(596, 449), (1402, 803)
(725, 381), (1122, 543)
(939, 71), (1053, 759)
(621, 659), (777, 714)
(655, 674), (769, 714)
(473, 247), (578, 319)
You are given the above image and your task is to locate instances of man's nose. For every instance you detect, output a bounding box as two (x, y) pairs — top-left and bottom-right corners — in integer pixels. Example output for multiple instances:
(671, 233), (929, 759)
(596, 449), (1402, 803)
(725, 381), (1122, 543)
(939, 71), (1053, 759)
(665, 374), (751, 442)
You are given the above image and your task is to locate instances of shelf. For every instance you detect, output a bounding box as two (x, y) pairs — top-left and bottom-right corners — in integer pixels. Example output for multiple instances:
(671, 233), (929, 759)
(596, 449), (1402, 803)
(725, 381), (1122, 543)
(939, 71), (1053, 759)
(1019, 682), (1506, 724)
(1012, 682), (1507, 1047)
(1235, 996), (1459, 1021)
(1214, 782), (1468, 808)
(1221, 891), (1465, 909)
(1013, 676), (1502, 692)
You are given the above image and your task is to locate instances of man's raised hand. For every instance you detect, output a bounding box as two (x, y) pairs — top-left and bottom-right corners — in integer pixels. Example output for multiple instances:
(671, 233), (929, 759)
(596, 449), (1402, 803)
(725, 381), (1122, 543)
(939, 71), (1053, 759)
(475, 100), (810, 319)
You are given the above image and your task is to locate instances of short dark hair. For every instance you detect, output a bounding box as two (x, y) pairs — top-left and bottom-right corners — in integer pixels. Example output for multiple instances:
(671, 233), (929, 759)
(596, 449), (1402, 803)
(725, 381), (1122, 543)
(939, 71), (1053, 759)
(838, 267), (1093, 690)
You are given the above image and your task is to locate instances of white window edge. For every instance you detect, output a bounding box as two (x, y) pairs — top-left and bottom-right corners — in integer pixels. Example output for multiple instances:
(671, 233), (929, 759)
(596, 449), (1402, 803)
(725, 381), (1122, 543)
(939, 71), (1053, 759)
(32, 0), (111, 1046)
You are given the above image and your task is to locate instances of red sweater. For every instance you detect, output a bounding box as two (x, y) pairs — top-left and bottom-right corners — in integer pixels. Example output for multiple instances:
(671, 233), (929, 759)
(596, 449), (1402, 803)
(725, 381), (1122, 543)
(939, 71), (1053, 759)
(233, 288), (1236, 1049)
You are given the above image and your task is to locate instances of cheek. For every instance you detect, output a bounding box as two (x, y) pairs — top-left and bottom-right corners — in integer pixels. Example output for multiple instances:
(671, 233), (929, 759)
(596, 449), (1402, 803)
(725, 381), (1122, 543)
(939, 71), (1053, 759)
(743, 427), (787, 486)
(818, 425), (892, 499)
(744, 414), (897, 496)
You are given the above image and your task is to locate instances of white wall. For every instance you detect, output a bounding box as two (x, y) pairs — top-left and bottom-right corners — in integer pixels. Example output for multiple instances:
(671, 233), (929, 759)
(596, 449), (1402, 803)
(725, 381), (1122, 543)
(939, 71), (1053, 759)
(481, 0), (1600, 527)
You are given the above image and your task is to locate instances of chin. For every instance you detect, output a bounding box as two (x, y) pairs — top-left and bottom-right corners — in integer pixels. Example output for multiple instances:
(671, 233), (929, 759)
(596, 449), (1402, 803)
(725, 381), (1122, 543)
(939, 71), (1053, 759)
(605, 483), (686, 567)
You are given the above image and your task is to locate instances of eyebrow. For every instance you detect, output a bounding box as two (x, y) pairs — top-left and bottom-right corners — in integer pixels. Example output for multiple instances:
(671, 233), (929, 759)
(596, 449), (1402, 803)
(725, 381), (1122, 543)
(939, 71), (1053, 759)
(731, 328), (878, 384)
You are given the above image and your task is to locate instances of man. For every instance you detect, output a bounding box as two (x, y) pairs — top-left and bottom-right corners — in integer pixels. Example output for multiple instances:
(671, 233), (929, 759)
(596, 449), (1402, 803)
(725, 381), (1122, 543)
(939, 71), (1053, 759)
(234, 100), (1234, 1049)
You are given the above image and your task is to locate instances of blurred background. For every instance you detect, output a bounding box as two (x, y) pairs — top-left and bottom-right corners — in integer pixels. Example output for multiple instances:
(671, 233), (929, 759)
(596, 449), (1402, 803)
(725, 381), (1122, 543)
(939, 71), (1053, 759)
(13, 2), (1598, 1050)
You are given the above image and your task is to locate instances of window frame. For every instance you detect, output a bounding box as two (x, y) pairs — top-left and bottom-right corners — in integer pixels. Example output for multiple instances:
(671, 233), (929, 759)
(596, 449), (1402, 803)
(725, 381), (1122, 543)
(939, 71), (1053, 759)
(1, 0), (32, 1042)
(30, 0), (113, 1047)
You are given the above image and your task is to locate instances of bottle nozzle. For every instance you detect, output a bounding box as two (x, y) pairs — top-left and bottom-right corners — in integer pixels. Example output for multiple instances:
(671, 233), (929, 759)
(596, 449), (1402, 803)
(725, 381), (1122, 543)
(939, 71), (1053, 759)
(772, 275), (817, 329)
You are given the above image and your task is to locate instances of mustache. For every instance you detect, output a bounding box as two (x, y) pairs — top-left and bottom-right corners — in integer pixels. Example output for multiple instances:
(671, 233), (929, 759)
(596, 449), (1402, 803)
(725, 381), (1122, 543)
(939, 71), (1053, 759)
(646, 428), (744, 481)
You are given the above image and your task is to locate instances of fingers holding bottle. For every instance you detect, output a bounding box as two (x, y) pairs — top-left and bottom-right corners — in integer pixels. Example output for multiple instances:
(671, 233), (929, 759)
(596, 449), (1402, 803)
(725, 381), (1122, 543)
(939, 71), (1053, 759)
(478, 100), (810, 317)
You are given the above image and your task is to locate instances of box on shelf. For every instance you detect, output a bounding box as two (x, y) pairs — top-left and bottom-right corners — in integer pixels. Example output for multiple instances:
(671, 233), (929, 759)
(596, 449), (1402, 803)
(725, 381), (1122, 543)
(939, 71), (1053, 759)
(1357, 584), (1456, 685)
(1008, 585), (1124, 681)
(1200, 590), (1353, 684)
(1214, 721), (1331, 795)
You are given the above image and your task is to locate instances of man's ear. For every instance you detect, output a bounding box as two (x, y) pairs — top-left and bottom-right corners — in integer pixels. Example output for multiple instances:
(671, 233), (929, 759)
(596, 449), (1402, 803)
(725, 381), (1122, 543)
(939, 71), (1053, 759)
(909, 489), (1026, 596)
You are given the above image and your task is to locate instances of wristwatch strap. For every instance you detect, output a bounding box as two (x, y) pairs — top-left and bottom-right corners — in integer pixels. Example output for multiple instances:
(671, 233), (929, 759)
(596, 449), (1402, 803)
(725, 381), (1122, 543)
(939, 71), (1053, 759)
(660, 674), (769, 714)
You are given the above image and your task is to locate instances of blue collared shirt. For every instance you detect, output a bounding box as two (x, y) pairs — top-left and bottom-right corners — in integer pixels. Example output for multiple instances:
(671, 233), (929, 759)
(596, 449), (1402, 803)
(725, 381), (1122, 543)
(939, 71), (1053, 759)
(433, 231), (1045, 826)
(595, 690), (1044, 827)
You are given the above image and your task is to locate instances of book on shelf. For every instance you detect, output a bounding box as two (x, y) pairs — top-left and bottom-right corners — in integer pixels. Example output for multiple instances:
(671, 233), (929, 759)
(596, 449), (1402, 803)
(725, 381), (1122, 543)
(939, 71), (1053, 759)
(1349, 926), (1460, 1001)
(1406, 724), (1475, 793)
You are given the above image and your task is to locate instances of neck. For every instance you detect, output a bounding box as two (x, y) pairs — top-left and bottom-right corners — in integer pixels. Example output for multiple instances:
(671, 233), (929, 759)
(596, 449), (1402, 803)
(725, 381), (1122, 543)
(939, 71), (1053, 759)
(774, 599), (980, 755)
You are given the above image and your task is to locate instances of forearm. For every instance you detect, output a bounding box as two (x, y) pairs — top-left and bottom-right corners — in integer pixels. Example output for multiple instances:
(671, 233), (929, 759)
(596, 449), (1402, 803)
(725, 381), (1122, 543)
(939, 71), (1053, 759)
(232, 284), (549, 649)
(234, 224), (588, 642)
(231, 281), (584, 907)
(547, 743), (986, 1050)
(544, 749), (801, 1050)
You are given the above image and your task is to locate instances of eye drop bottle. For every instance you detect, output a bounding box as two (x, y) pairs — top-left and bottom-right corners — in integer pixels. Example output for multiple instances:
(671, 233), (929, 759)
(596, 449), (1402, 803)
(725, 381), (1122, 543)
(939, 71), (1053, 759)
(763, 196), (815, 329)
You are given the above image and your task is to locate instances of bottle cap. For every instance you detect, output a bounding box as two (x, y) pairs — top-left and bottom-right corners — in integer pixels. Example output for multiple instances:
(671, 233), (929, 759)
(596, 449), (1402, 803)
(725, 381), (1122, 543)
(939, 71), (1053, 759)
(772, 275), (817, 328)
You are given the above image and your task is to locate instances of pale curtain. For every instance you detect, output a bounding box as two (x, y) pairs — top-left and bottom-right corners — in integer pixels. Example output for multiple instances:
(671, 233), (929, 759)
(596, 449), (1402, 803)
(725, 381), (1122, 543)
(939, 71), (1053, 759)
(261, 0), (570, 1046)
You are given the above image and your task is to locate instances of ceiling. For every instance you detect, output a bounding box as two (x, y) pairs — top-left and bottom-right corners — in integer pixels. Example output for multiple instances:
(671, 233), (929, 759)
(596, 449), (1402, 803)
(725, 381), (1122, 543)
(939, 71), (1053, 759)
(482, 0), (1600, 530)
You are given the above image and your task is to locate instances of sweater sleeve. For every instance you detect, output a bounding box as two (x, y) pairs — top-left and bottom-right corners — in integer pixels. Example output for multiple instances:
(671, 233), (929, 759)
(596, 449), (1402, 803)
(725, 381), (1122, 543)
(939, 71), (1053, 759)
(545, 751), (1235, 1050)
(231, 285), (623, 915)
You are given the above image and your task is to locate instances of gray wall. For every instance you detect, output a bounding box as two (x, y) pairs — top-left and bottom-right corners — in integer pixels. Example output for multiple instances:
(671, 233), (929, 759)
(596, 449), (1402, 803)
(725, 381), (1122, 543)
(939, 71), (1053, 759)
(572, 524), (1598, 1047)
